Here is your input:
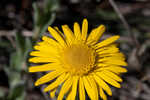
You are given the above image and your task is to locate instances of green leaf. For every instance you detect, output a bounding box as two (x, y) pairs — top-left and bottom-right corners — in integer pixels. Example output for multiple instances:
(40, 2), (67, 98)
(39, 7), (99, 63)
(9, 51), (23, 71)
(24, 38), (32, 58)
(0, 87), (5, 99)
(33, 2), (42, 27)
(15, 31), (25, 53)
(32, 0), (58, 40)
(44, 0), (59, 13)
(40, 13), (56, 37)
(7, 81), (25, 100)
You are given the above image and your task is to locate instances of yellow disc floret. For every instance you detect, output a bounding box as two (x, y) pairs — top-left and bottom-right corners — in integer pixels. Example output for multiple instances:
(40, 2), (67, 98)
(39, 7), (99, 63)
(60, 43), (95, 75)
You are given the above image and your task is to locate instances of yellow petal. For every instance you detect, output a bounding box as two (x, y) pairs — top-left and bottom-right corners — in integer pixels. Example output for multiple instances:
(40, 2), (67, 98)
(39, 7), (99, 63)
(81, 19), (88, 41)
(96, 43), (117, 50)
(50, 88), (57, 98)
(107, 66), (127, 73)
(42, 36), (59, 47)
(71, 76), (79, 100)
(83, 76), (95, 100)
(74, 22), (81, 40)
(33, 46), (59, 58)
(99, 87), (107, 100)
(96, 47), (119, 55)
(87, 75), (99, 100)
(28, 57), (58, 63)
(103, 70), (123, 82)
(96, 63), (110, 67)
(57, 76), (73, 100)
(96, 72), (121, 88)
(98, 56), (125, 62)
(103, 57), (125, 61)
(99, 52), (125, 58)
(98, 59), (128, 66)
(66, 76), (79, 100)
(29, 63), (60, 72)
(66, 91), (72, 100)
(87, 28), (97, 44)
(96, 66), (127, 74)
(34, 41), (59, 54)
(35, 70), (64, 86)
(34, 43), (57, 52)
(95, 35), (120, 49)
(48, 26), (66, 47)
(54, 26), (64, 37)
(93, 74), (112, 96)
(62, 25), (74, 45)
(44, 73), (69, 92)
(30, 51), (58, 58)
(87, 25), (105, 45)
(79, 77), (85, 100)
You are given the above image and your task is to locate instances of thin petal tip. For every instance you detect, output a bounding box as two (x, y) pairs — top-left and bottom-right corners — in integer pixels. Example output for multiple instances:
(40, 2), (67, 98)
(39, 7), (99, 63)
(48, 26), (55, 33)
(28, 58), (32, 62)
(35, 81), (41, 86)
(124, 62), (128, 66)
(99, 25), (106, 30)
(117, 84), (121, 88)
(62, 24), (67, 28)
(83, 18), (88, 22)
(74, 22), (79, 26)
(28, 67), (33, 72)
(115, 35), (120, 39)
(83, 19), (88, 24)
(123, 68), (128, 72)
(48, 26), (52, 30)
(44, 88), (49, 92)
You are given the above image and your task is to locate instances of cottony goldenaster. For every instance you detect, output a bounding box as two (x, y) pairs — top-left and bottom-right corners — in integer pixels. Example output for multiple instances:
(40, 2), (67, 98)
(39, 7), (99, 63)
(29, 19), (127, 100)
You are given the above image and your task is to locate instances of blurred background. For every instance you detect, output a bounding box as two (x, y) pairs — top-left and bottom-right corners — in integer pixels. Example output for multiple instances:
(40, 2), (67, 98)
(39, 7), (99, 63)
(0, 0), (150, 100)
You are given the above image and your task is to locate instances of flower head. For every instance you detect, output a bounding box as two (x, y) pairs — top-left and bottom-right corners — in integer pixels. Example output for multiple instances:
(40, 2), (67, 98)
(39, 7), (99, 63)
(29, 19), (127, 100)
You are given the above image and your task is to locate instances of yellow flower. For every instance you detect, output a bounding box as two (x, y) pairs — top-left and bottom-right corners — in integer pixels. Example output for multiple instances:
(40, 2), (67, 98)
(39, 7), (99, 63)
(29, 19), (127, 100)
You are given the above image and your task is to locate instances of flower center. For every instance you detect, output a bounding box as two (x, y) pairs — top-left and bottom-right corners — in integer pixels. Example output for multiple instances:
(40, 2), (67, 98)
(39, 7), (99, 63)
(60, 43), (96, 76)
